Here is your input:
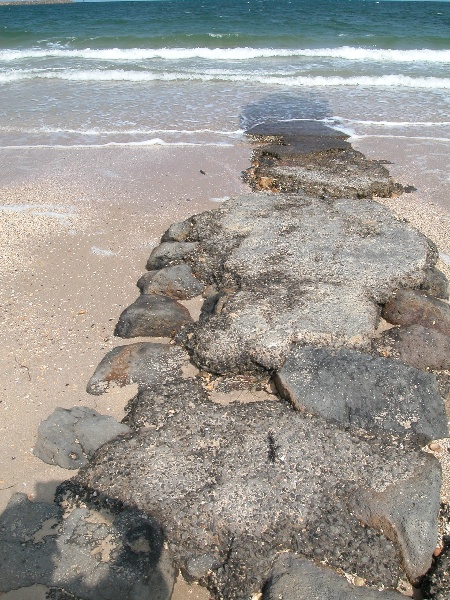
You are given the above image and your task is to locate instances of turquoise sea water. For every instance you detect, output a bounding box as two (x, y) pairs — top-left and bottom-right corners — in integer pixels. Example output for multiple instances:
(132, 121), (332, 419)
(0, 0), (449, 147)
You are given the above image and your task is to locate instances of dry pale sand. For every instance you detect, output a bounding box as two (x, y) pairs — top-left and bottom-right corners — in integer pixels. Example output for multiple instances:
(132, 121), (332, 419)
(0, 136), (449, 598)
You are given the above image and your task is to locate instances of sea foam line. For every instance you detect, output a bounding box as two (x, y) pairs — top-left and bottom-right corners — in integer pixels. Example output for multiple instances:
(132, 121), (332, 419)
(0, 125), (244, 137)
(1, 70), (448, 89)
(333, 117), (450, 127)
(1, 46), (450, 63)
(0, 139), (235, 149)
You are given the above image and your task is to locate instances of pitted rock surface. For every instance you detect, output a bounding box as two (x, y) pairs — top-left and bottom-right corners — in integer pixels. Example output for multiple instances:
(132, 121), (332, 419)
(0, 493), (175, 600)
(382, 288), (450, 337)
(137, 264), (204, 299)
(169, 192), (436, 373)
(74, 395), (441, 599)
(34, 406), (131, 469)
(114, 294), (193, 338)
(244, 121), (401, 198)
(86, 342), (193, 395)
(263, 554), (404, 600)
(146, 241), (198, 270)
(373, 325), (450, 372)
(274, 345), (448, 443)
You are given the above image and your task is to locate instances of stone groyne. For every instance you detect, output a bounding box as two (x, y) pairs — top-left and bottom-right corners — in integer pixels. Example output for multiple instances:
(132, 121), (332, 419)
(1, 121), (449, 600)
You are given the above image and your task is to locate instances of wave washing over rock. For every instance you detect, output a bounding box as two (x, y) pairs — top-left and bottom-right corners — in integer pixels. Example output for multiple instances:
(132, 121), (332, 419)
(2, 121), (449, 600)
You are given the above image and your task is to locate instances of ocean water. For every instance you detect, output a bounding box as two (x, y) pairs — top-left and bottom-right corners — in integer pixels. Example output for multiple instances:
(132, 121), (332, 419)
(0, 0), (449, 152)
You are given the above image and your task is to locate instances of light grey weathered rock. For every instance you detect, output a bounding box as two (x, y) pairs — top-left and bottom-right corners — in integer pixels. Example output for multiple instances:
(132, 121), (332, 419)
(274, 345), (448, 442)
(34, 406), (130, 469)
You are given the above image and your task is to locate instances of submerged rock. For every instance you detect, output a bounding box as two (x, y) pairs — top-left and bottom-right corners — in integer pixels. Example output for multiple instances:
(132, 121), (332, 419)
(244, 120), (402, 199)
(114, 294), (193, 338)
(274, 345), (448, 443)
(73, 394), (441, 599)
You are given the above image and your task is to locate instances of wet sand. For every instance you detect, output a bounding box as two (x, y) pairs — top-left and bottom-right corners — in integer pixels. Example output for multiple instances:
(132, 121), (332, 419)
(0, 136), (449, 598)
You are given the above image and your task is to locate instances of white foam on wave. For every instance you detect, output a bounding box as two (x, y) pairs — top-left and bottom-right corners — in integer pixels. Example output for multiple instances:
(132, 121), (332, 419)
(1, 69), (448, 90)
(0, 125), (244, 137)
(1, 46), (449, 63)
(351, 134), (450, 142)
(0, 139), (235, 149)
(333, 117), (450, 127)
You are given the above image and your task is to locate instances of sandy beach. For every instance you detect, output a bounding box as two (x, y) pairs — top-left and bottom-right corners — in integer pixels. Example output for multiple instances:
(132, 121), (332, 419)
(1, 136), (449, 598)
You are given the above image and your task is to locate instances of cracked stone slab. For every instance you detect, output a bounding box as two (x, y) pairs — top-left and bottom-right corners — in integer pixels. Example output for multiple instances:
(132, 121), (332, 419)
(274, 345), (448, 443)
(174, 192), (436, 373)
(86, 342), (193, 395)
(0, 493), (174, 600)
(73, 395), (441, 599)
(34, 406), (131, 469)
(114, 294), (193, 338)
(263, 554), (405, 600)
(382, 288), (450, 337)
(137, 264), (204, 300)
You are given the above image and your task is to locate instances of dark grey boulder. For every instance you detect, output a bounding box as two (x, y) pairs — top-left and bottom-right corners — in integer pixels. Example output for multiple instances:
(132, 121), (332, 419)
(34, 406), (131, 469)
(114, 294), (193, 338)
(420, 267), (449, 299)
(137, 264), (204, 299)
(274, 345), (448, 442)
(382, 288), (450, 337)
(373, 325), (450, 371)
(161, 219), (193, 242)
(177, 193), (437, 374)
(74, 394), (441, 599)
(263, 554), (404, 600)
(146, 241), (198, 270)
(86, 342), (193, 395)
(0, 493), (174, 600)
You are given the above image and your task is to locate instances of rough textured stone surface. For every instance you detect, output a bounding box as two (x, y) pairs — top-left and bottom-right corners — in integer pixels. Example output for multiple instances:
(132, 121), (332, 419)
(244, 121), (402, 199)
(74, 392), (441, 599)
(382, 288), (450, 337)
(422, 534), (450, 599)
(263, 554), (404, 600)
(86, 342), (192, 395)
(373, 325), (450, 371)
(420, 267), (449, 299)
(34, 406), (131, 469)
(0, 493), (174, 600)
(274, 345), (448, 442)
(114, 294), (193, 338)
(146, 241), (198, 270)
(176, 193), (436, 373)
(137, 264), (204, 299)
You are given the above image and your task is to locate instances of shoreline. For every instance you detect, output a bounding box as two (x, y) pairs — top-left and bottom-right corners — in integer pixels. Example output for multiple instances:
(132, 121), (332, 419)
(0, 131), (449, 599)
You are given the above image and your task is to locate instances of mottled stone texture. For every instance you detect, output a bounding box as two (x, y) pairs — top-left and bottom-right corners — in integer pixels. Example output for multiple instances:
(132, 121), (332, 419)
(274, 345), (448, 443)
(74, 391), (441, 599)
(172, 192), (436, 373)
(263, 554), (404, 600)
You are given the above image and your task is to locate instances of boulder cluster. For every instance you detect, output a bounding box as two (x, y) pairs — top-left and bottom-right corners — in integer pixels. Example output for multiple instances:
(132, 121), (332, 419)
(2, 121), (449, 600)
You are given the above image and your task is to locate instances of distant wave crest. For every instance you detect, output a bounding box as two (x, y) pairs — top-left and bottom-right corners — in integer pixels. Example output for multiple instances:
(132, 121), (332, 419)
(1, 69), (449, 90)
(1, 46), (450, 63)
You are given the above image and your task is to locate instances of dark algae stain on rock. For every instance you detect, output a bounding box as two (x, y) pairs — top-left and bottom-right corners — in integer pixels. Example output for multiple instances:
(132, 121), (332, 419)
(7, 119), (448, 599)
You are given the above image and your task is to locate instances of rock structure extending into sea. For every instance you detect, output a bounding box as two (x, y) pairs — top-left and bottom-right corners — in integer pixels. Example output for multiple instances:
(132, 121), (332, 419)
(2, 122), (449, 600)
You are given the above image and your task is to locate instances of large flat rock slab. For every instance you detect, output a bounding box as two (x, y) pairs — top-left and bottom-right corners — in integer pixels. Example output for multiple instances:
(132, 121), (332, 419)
(73, 394), (441, 599)
(274, 345), (448, 443)
(172, 193), (437, 373)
